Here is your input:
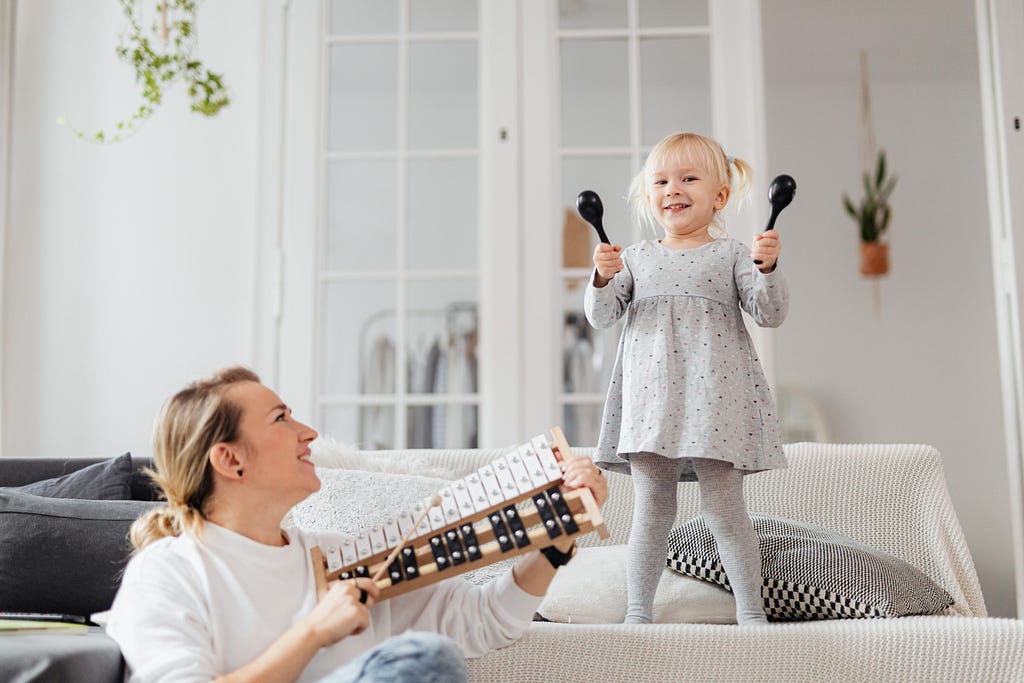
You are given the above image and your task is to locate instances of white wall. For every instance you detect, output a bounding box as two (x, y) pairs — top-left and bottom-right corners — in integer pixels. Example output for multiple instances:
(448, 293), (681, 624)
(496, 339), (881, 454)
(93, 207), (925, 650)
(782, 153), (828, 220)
(764, 1), (1017, 617)
(2, 0), (263, 459)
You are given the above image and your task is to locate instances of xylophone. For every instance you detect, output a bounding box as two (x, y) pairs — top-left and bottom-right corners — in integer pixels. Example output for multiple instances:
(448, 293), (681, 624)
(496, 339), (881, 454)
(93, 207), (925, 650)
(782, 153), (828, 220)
(310, 427), (609, 602)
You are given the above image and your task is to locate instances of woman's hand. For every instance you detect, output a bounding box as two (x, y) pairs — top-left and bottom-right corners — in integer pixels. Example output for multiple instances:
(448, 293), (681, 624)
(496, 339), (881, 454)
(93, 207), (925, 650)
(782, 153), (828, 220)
(304, 578), (379, 648)
(752, 229), (781, 272)
(593, 243), (623, 285)
(560, 455), (608, 508)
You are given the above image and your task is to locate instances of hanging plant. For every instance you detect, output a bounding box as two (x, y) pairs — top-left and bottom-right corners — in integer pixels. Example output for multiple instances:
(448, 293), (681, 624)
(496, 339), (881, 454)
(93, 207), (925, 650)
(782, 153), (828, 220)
(842, 148), (897, 276)
(60, 0), (229, 142)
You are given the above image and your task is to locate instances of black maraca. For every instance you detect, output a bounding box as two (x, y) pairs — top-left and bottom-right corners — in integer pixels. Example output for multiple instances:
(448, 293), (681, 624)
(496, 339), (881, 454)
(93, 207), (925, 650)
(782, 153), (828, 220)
(576, 190), (610, 244)
(754, 174), (797, 265)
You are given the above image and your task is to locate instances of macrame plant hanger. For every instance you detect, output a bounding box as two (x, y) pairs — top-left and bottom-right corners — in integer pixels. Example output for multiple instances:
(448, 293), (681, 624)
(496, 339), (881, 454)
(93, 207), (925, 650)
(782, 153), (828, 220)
(860, 50), (886, 318)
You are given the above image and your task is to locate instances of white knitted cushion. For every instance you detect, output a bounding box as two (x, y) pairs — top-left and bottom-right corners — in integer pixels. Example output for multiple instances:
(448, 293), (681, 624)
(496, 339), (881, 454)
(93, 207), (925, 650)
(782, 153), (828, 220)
(537, 545), (737, 624)
(291, 468), (452, 536)
(666, 514), (954, 620)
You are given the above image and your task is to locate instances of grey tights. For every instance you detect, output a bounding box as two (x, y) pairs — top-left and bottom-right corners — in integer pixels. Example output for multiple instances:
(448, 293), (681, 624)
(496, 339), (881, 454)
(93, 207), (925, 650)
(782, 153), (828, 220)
(624, 455), (767, 625)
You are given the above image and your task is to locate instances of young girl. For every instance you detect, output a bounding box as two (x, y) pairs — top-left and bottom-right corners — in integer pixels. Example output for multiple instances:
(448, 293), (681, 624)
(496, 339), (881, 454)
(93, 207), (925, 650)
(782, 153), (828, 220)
(584, 132), (789, 625)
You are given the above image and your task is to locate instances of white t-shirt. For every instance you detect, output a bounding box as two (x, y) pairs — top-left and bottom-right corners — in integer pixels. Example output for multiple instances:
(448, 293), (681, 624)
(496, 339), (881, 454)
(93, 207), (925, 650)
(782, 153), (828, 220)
(106, 522), (543, 683)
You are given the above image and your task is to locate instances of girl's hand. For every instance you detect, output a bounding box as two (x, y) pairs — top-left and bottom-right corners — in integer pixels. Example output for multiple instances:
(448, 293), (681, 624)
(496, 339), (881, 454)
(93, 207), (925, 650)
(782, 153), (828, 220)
(752, 229), (781, 272)
(593, 243), (623, 285)
(305, 578), (379, 648)
(560, 455), (608, 508)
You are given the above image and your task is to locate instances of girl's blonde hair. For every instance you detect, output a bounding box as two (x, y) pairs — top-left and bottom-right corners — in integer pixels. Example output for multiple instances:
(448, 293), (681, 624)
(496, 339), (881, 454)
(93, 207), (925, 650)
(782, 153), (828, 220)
(130, 366), (260, 551)
(628, 132), (752, 237)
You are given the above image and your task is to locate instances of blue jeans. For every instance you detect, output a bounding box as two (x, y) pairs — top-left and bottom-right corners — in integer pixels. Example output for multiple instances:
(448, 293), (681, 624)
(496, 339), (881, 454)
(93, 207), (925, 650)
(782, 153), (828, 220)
(320, 632), (468, 683)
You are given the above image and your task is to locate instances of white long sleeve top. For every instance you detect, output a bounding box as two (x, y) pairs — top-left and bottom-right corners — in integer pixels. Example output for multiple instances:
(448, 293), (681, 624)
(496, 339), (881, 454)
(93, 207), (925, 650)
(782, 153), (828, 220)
(106, 522), (542, 683)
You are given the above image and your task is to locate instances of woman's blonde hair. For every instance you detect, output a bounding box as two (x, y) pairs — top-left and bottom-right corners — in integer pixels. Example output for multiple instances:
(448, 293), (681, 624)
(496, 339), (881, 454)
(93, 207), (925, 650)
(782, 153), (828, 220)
(628, 132), (752, 237)
(130, 366), (260, 551)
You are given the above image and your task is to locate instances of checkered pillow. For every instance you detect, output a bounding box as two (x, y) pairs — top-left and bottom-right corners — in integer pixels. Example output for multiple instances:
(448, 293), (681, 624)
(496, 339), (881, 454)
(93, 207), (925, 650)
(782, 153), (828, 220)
(666, 515), (954, 620)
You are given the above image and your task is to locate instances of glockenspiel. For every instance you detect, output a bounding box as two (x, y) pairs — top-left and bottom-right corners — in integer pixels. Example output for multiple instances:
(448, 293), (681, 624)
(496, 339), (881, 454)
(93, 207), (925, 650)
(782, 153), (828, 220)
(310, 427), (608, 601)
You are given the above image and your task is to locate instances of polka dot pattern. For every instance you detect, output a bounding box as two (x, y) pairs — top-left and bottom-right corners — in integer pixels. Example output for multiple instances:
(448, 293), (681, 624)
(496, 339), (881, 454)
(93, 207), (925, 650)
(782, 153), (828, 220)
(584, 239), (790, 481)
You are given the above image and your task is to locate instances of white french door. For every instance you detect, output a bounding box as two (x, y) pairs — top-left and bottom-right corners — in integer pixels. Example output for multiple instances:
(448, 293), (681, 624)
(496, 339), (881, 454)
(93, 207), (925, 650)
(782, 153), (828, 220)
(269, 0), (769, 450)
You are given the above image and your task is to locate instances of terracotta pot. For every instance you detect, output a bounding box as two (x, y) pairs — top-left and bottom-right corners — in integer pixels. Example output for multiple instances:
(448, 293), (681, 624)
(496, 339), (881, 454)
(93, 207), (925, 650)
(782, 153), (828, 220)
(860, 241), (889, 276)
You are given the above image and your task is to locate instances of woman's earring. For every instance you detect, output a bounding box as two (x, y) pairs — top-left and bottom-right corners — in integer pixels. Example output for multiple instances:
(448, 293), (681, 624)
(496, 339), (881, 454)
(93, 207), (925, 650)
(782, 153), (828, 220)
(237, 469), (243, 477)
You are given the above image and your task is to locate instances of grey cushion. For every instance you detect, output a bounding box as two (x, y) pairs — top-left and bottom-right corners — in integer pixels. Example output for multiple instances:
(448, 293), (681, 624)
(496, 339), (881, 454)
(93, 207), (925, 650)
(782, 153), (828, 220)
(3, 453), (133, 500)
(0, 490), (160, 618)
(666, 514), (954, 620)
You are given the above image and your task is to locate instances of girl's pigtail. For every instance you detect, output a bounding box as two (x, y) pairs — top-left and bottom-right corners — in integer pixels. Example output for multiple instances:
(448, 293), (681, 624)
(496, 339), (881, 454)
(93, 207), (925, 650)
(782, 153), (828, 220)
(728, 156), (753, 202)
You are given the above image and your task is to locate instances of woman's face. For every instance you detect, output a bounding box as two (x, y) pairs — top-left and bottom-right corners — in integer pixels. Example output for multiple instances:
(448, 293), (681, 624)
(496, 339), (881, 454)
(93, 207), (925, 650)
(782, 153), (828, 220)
(228, 381), (321, 504)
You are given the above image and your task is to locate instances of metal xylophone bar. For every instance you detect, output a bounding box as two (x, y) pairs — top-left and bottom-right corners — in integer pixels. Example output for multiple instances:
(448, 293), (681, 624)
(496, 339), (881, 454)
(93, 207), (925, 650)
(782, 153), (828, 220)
(311, 427), (609, 602)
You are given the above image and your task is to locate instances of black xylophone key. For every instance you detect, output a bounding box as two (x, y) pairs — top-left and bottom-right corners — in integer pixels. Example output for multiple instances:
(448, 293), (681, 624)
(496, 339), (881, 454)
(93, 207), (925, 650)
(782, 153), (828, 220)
(429, 535), (451, 571)
(547, 485), (579, 534)
(532, 491), (563, 540)
(444, 528), (467, 566)
(461, 523), (482, 561)
(385, 556), (404, 584)
(504, 505), (531, 548)
(401, 546), (419, 579)
(489, 511), (514, 552)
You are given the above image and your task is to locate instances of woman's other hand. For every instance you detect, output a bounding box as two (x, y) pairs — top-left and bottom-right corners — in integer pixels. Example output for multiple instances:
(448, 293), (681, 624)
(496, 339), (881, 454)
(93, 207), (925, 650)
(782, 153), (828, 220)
(560, 455), (608, 508)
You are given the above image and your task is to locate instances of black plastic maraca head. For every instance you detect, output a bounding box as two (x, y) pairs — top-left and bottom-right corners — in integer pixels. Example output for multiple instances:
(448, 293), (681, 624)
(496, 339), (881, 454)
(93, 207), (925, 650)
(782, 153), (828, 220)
(768, 174), (797, 210)
(576, 190), (610, 244)
(576, 190), (604, 223)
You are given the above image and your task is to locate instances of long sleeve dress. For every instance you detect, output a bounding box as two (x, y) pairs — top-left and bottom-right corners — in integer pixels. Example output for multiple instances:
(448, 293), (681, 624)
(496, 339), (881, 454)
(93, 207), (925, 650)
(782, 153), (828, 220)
(584, 238), (790, 482)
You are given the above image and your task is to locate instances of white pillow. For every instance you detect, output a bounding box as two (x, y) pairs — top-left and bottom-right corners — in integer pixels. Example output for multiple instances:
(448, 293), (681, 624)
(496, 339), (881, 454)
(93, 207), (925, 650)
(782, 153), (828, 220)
(537, 545), (737, 624)
(310, 436), (456, 479)
(291, 468), (452, 537)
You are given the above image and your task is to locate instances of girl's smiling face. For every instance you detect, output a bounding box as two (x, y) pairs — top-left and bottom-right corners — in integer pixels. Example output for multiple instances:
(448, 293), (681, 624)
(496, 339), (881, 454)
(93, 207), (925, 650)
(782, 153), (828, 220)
(647, 155), (730, 241)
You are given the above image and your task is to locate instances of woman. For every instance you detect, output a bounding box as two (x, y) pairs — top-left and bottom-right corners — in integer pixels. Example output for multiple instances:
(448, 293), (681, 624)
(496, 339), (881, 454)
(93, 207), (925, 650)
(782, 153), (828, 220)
(106, 367), (606, 683)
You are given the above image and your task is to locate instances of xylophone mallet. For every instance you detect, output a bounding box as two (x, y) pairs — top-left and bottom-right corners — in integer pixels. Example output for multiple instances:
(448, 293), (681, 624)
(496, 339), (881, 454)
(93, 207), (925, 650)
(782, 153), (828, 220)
(371, 494), (442, 583)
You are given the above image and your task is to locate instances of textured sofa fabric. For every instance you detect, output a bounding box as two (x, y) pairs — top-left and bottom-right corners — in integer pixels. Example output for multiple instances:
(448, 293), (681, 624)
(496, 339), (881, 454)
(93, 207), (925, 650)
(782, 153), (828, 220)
(3, 445), (1023, 683)
(342, 443), (1023, 681)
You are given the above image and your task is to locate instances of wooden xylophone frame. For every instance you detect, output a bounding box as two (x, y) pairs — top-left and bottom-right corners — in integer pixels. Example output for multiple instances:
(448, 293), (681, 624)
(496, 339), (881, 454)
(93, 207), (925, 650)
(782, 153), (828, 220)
(310, 427), (609, 602)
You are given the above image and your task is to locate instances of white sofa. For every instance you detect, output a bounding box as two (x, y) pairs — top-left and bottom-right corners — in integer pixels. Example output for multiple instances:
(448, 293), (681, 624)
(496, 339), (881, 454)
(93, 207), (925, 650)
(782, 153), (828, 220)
(303, 442), (1024, 682)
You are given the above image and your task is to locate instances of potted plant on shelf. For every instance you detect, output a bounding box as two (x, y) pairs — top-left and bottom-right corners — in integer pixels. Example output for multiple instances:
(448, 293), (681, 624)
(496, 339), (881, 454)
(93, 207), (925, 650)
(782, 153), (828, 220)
(842, 148), (897, 276)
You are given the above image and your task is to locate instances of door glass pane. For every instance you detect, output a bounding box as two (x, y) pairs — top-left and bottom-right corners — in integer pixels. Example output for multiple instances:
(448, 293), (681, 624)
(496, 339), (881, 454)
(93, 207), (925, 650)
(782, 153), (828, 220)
(408, 41), (478, 149)
(641, 37), (711, 144)
(323, 404), (396, 451)
(404, 278), (478, 396)
(328, 44), (397, 151)
(408, 404), (477, 448)
(561, 39), (630, 147)
(561, 155), (635, 245)
(326, 160), (397, 272)
(563, 275), (621, 396)
(562, 403), (603, 447)
(329, 0), (398, 35)
(406, 158), (478, 270)
(409, 0), (477, 32)
(559, 0), (626, 29)
(323, 280), (397, 396)
(639, 0), (708, 27)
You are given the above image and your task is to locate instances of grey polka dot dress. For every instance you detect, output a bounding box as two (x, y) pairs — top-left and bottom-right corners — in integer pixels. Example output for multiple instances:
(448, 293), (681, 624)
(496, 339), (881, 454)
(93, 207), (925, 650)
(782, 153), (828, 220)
(584, 238), (790, 482)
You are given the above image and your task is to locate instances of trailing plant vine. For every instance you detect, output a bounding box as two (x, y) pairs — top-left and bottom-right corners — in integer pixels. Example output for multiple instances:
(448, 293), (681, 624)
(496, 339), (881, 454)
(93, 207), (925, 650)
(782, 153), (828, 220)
(60, 0), (229, 142)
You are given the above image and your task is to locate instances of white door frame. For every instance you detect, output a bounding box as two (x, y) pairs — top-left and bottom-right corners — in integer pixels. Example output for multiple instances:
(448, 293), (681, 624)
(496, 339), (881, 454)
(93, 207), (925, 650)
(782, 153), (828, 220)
(976, 0), (1024, 616)
(0, 0), (16, 454)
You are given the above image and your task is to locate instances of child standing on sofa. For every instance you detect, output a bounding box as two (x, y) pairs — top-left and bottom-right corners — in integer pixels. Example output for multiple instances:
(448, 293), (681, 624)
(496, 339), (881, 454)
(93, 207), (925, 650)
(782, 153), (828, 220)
(584, 132), (789, 625)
